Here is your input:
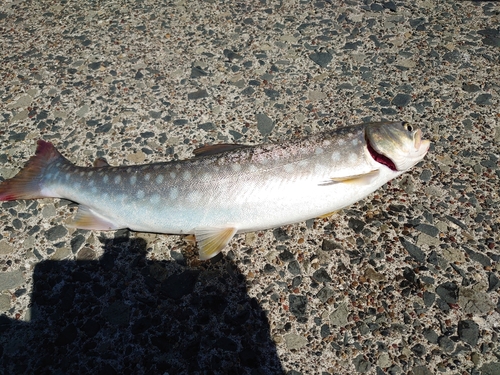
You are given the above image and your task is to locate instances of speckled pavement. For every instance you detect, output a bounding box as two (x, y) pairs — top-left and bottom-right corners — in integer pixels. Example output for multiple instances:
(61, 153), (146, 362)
(0, 0), (499, 374)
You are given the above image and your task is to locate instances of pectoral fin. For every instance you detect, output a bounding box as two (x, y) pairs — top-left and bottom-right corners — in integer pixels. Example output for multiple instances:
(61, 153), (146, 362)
(320, 169), (379, 186)
(195, 227), (237, 260)
(68, 205), (122, 230)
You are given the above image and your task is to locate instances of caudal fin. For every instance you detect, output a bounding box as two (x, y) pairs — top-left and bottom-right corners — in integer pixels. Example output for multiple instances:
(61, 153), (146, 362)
(0, 140), (67, 201)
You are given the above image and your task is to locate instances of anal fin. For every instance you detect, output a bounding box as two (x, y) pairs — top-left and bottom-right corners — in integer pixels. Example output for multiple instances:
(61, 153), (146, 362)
(194, 227), (237, 260)
(317, 210), (340, 219)
(68, 205), (122, 230)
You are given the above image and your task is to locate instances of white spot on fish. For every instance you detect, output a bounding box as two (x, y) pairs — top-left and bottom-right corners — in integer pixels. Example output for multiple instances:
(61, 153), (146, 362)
(170, 188), (179, 200)
(323, 140), (331, 146)
(79, 171), (85, 177)
(150, 194), (161, 204)
(352, 139), (359, 146)
(114, 175), (121, 184)
(248, 165), (258, 173)
(331, 152), (340, 162)
(91, 186), (97, 194)
(156, 174), (164, 184)
(65, 174), (70, 181)
(284, 164), (295, 173)
(103, 175), (109, 183)
(137, 190), (145, 199)
(338, 139), (345, 146)
(183, 171), (192, 181)
(315, 147), (324, 155)
(130, 175), (137, 185)
(348, 153), (357, 163)
(314, 163), (325, 174)
(187, 191), (201, 203)
(127, 167), (132, 173)
(74, 183), (81, 190)
(298, 160), (309, 167)
(231, 164), (242, 173)
(88, 171), (94, 177)
(145, 173), (151, 181)
(170, 172), (176, 179)
(154, 165), (161, 170)
(56, 162), (62, 167)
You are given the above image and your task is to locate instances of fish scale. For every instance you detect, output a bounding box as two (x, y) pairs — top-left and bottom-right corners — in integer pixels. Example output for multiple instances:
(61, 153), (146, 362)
(0, 121), (430, 260)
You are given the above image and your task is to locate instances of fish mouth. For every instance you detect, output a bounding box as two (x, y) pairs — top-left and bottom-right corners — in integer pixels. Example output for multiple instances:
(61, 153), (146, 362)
(414, 129), (431, 155)
(366, 136), (398, 171)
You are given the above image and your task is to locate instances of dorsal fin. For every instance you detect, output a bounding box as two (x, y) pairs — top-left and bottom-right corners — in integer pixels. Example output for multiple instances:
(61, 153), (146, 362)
(193, 144), (251, 157)
(93, 157), (110, 167)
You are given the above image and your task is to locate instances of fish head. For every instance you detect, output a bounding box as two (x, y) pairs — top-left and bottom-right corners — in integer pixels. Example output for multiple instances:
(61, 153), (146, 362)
(365, 121), (430, 171)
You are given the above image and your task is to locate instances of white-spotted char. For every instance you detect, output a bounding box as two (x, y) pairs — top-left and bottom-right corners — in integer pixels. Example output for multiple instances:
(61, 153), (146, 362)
(0, 122), (430, 260)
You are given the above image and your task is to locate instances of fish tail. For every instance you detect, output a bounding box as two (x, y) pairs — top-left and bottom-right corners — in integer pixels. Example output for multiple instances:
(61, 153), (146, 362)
(0, 140), (68, 201)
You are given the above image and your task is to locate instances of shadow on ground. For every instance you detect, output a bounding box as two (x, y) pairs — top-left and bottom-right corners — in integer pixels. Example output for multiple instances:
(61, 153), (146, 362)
(0, 232), (283, 374)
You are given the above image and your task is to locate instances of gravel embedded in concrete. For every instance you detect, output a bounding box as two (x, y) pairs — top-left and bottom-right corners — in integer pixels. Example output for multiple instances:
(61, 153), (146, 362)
(0, 0), (499, 374)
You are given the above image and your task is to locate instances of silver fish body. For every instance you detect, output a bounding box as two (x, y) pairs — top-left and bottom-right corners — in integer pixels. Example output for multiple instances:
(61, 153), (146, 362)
(0, 121), (430, 259)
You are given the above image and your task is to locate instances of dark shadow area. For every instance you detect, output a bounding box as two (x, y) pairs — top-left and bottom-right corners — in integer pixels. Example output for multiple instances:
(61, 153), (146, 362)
(0, 232), (283, 374)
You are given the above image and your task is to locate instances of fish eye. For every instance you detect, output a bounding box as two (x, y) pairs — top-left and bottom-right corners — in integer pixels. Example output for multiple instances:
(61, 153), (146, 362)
(402, 122), (413, 132)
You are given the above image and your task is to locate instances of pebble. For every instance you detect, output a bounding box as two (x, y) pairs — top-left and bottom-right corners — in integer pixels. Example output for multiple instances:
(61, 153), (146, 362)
(458, 320), (479, 347)
(412, 366), (433, 375)
(436, 282), (458, 304)
(391, 93), (411, 107)
(438, 336), (455, 353)
(312, 268), (331, 283)
(284, 333), (308, 350)
(0, 270), (24, 291)
(475, 94), (492, 105)
(255, 113), (275, 136)
(353, 354), (371, 373)
(308, 52), (332, 67)
(399, 237), (425, 262)
(44, 225), (68, 241)
(187, 89), (208, 100)
(316, 287), (334, 303)
(423, 328), (438, 344)
(289, 295), (308, 323)
(479, 362), (500, 375)
(459, 287), (495, 315)
(0, 294), (11, 311)
(0, 241), (14, 255)
(329, 302), (349, 327)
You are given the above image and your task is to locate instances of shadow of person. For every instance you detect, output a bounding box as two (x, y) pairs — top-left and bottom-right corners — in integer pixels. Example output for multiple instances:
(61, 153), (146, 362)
(0, 231), (284, 375)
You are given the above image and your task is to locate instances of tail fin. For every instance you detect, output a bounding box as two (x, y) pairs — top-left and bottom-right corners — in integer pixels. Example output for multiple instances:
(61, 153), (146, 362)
(0, 140), (67, 201)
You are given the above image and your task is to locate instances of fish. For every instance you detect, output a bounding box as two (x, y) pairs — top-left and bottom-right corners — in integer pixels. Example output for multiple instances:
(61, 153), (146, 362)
(0, 121), (430, 260)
